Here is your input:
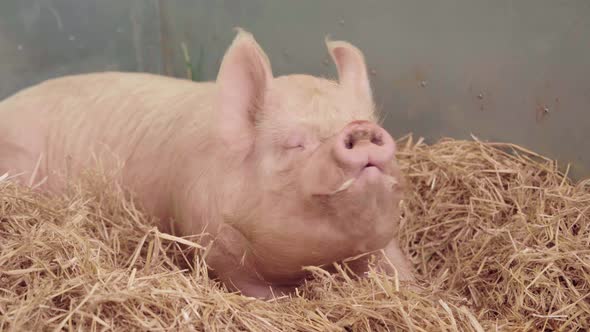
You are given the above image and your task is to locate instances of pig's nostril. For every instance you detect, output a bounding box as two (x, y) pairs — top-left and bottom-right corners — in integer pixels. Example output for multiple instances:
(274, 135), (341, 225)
(344, 137), (354, 149)
(370, 133), (384, 146)
(344, 129), (385, 149)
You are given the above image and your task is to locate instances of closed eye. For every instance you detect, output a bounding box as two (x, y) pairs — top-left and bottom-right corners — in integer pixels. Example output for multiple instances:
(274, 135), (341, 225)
(284, 144), (304, 150)
(282, 132), (309, 151)
(283, 137), (306, 150)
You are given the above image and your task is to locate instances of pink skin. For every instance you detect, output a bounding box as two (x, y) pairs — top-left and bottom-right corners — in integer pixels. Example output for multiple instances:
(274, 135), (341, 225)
(0, 28), (414, 298)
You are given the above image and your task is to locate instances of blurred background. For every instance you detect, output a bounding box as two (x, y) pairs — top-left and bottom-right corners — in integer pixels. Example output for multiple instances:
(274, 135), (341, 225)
(1, 0), (588, 179)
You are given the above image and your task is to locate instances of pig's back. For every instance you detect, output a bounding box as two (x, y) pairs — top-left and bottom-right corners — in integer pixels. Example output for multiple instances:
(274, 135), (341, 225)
(0, 72), (216, 194)
(0, 71), (214, 124)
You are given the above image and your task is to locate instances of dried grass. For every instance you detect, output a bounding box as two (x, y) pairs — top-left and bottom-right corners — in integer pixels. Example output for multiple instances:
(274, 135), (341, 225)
(1, 136), (589, 331)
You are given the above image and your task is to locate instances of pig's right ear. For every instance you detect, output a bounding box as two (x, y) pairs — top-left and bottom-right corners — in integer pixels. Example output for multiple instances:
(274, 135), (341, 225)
(216, 28), (273, 148)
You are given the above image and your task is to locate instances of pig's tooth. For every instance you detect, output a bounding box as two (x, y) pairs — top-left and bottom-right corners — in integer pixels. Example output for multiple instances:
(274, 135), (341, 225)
(331, 178), (355, 194)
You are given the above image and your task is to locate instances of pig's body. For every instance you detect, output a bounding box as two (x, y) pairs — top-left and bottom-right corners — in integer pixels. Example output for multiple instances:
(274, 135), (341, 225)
(0, 29), (414, 298)
(0, 72), (217, 230)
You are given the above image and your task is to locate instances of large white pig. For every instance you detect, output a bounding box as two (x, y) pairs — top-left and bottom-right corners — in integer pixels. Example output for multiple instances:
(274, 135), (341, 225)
(0, 29), (414, 298)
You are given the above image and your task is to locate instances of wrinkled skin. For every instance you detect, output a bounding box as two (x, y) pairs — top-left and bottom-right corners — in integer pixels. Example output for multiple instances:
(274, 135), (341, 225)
(0, 29), (414, 298)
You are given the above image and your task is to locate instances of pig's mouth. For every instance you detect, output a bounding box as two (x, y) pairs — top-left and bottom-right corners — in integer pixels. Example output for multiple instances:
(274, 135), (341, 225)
(328, 165), (398, 196)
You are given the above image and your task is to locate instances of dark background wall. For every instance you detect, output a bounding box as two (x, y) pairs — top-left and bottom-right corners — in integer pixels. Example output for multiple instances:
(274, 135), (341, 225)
(1, 0), (588, 179)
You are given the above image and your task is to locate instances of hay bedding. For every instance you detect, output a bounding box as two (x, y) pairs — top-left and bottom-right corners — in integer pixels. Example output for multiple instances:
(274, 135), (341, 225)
(1, 136), (589, 331)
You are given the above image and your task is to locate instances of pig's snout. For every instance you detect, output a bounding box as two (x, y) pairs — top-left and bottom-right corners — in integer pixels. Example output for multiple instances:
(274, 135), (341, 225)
(333, 121), (396, 173)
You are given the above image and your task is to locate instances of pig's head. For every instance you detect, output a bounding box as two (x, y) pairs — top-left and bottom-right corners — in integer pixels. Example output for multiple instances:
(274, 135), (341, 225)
(213, 29), (404, 285)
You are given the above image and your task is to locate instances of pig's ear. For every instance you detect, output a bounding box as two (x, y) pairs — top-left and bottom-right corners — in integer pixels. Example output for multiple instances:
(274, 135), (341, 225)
(325, 37), (372, 101)
(216, 28), (273, 148)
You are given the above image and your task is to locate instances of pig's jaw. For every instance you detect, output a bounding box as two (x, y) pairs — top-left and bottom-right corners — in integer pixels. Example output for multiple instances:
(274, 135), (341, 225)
(240, 170), (400, 284)
(208, 173), (402, 298)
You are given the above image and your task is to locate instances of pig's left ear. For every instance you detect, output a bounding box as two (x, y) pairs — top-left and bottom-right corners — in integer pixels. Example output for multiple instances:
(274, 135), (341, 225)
(325, 38), (372, 102)
(216, 28), (273, 148)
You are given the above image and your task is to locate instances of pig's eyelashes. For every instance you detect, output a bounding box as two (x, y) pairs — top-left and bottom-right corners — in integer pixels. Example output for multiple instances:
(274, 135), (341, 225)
(284, 144), (305, 150)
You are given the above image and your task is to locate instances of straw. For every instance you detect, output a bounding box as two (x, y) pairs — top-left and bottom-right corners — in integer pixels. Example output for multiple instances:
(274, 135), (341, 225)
(1, 136), (588, 331)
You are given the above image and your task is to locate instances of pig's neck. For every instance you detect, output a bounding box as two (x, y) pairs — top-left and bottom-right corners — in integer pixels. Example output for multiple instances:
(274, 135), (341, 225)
(169, 147), (282, 290)
(168, 144), (251, 238)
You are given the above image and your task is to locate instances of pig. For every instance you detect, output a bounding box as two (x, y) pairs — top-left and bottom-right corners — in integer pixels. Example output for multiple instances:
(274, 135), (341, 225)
(0, 28), (414, 298)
